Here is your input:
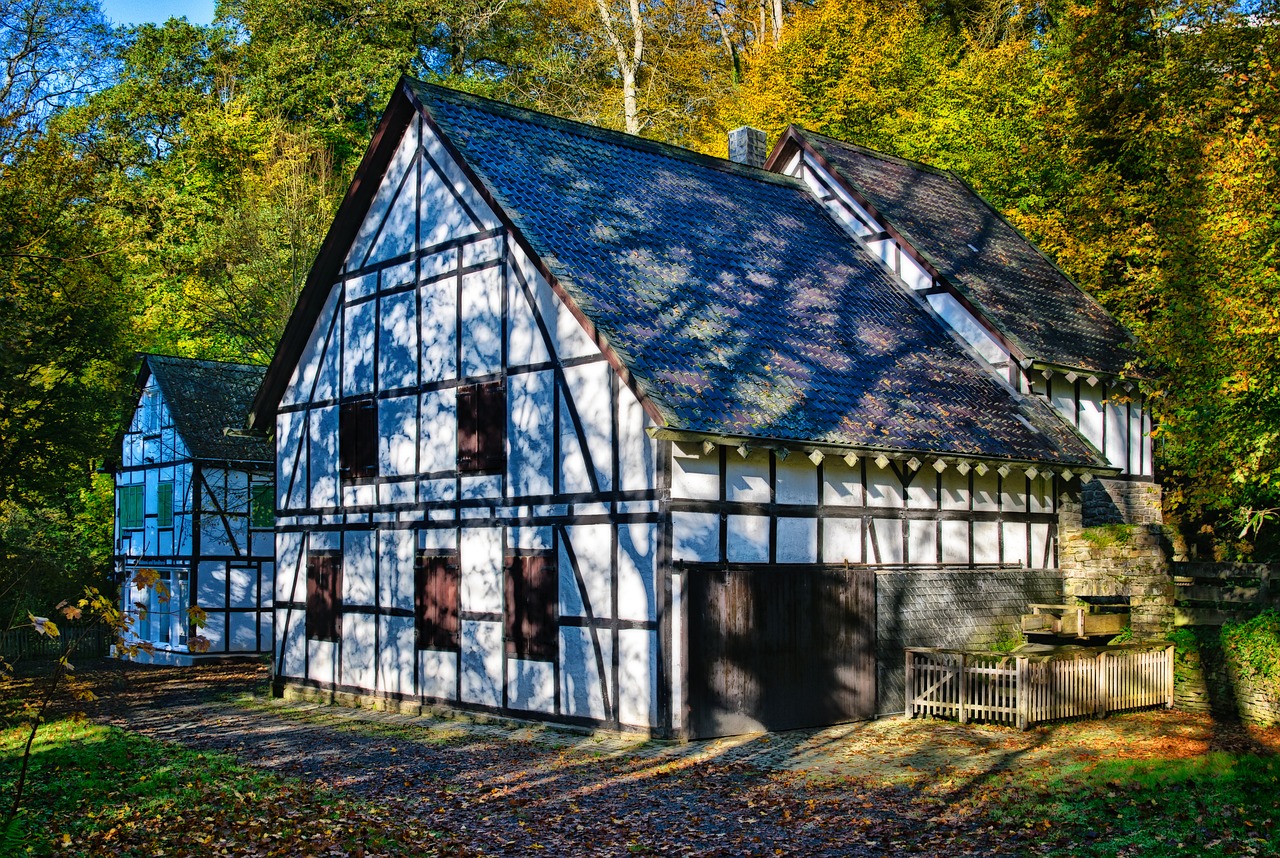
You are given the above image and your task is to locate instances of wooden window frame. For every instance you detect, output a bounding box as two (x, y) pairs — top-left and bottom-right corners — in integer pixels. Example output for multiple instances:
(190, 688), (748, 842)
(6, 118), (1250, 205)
(457, 380), (506, 475)
(250, 482), (275, 529)
(156, 481), (174, 529)
(339, 397), (378, 482)
(414, 552), (460, 650)
(119, 484), (144, 530)
(306, 551), (343, 642)
(504, 553), (557, 660)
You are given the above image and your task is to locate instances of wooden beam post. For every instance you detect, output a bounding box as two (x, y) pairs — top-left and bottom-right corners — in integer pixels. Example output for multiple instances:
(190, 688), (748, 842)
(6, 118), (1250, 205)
(1016, 656), (1029, 731)
(905, 650), (915, 719)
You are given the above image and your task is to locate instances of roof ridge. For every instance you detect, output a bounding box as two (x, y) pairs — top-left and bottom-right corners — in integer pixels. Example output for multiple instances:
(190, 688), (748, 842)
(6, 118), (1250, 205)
(801, 129), (958, 180)
(406, 78), (805, 190)
(143, 352), (267, 372)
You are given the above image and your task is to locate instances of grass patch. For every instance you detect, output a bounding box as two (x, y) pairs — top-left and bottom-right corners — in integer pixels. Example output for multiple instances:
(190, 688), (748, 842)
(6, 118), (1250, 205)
(988, 751), (1280, 856)
(1078, 524), (1135, 549)
(0, 719), (469, 857)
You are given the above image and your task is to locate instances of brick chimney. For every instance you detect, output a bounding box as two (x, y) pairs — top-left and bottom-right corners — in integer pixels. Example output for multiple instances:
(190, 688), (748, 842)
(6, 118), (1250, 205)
(728, 127), (767, 168)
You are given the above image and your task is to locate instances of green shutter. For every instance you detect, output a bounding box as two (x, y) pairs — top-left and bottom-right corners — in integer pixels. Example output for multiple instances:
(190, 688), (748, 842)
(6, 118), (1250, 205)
(157, 482), (174, 528)
(251, 483), (275, 528)
(120, 485), (144, 529)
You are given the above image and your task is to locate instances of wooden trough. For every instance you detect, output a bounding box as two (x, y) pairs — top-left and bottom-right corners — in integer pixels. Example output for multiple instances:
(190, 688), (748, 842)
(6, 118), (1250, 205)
(1020, 603), (1129, 639)
(905, 643), (1174, 730)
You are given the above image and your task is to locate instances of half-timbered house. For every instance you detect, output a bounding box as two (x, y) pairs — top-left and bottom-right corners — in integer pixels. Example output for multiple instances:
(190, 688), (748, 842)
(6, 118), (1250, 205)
(114, 355), (275, 664)
(248, 79), (1145, 738)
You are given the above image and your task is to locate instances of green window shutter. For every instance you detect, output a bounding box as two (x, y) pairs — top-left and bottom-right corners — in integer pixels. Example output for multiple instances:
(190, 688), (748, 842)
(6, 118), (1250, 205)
(157, 482), (174, 528)
(120, 485), (144, 529)
(251, 483), (275, 528)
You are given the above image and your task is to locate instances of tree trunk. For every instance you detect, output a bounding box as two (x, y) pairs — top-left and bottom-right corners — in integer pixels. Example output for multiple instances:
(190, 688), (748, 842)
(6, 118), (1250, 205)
(594, 0), (645, 134)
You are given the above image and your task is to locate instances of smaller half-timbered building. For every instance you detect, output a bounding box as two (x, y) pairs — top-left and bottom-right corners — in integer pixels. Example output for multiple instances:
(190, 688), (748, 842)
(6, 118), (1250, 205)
(248, 80), (1146, 738)
(113, 355), (275, 664)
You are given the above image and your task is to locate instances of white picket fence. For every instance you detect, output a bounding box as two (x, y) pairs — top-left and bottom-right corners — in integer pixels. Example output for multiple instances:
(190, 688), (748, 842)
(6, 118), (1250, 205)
(905, 644), (1174, 730)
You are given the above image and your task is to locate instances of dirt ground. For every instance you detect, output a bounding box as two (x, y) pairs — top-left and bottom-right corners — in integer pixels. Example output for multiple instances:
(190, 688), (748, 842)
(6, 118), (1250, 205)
(54, 660), (1280, 856)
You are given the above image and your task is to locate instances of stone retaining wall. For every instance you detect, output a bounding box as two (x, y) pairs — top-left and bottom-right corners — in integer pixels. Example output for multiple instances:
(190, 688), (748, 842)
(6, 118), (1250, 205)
(1174, 631), (1280, 726)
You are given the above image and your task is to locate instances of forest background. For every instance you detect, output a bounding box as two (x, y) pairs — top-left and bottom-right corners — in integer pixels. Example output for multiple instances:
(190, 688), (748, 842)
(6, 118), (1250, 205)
(0, 0), (1277, 618)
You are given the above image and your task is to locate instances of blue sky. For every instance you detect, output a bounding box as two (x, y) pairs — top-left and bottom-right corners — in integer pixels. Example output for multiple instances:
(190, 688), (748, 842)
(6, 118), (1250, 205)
(100, 0), (215, 26)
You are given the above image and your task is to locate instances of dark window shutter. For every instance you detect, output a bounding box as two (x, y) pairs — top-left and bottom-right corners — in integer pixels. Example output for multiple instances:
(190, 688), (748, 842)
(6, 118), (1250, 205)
(457, 384), (479, 472)
(415, 553), (460, 649)
(340, 398), (378, 480)
(505, 554), (557, 660)
(478, 380), (506, 474)
(306, 552), (343, 642)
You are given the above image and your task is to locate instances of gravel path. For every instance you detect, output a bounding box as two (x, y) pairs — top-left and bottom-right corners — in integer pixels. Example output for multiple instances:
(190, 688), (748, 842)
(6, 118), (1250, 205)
(76, 660), (1279, 857)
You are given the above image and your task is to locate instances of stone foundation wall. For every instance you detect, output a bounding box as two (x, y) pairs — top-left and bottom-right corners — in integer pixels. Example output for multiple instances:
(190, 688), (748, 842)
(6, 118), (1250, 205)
(1082, 478), (1164, 526)
(1174, 631), (1280, 726)
(1059, 487), (1174, 638)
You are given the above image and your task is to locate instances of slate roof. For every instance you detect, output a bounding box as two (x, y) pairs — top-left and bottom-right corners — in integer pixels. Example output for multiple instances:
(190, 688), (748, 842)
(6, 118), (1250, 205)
(405, 82), (1104, 466)
(795, 131), (1135, 376)
(144, 355), (272, 463)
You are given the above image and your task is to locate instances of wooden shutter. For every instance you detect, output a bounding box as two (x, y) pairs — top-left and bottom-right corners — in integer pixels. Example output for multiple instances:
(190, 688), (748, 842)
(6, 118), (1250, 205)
(415, 553), (460, 649)
(339, 398), (378, 480)
(505, 554), (557, 660)
(478, 380), (506, 474)
(120, 485), (144, 529)
(306, 552), (343, 642)
(457, 384), (479, 472)
(157, 482), (174, 528)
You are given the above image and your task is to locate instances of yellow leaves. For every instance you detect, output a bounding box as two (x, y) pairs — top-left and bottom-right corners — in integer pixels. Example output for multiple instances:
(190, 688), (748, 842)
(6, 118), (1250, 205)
(29, 612), (59, 639)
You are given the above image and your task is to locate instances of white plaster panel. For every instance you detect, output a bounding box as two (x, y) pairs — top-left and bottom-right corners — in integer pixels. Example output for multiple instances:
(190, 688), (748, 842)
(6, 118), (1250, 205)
(350, 121), (418, 266)
(277, 410), (306, 511)
(1129, 400), (1144, 476)
(374, 395), (416, 478)
(419, 274), (457, 383)
(1001, 479), (1028, 513)
(342, 483), (376, 508)
(307, 638), (338, 684)
(940, 470), (969, 511)
(374, 615), (415, 696)
(941, 520), (970, 564)
(340, 611), (377, 690)
(310, 530), (342, 552)
(617, 522), (656, 622)
(346, 272), (378, 302)
(227, 565), (255, 609)
(871, 519), (903, 564)
(1105, 397), (1128, 470)
(617, 629), (657, 728)
(866, 467), (902, 508)
(973, 521), (1000, 564)
(309, 404), (340, 508)
(419, 648), (459, 700)
(776, 517), (817, 563)
(558, 388), (592, 495)
(726, 449), (769, 502)
(509, 370), (553, 497)
(275, 532), (304, 604)
(461, 266), (502, 377)
(282, 285), (338, 407)
(822, 460), (863, 506)
(197, 561), (226, 608)
(553, 289), (598, 360)
(460, 527), (503, 614)
(508, 659), (556, 714)
(558, 539), (584, 618)
(379, 528), (416, 612)
(564, 362), (613, 491)
(510, 525), (552, 551)
(908, 519), (936, 564)
(418, 528), (458, 552)
(418, 389), (456, 475)
(1078, 382), (1105, 451)
(776, 457), (818, 505)
(1049, 375), (1077, 432)
(367, 162), (417, 265)
(422, 247), (458, 279)
(905, 474), (937, 509)
(379, 290), (418, 391)
(202, 612), (225, 652)
(671, 444), (718, 500)
(1003, 522), (1029, 566)
(560, 626), (611, 720)
(1030, 523), (1052, 568)
(342, 300), (376, 397)
(672, 512), (719, 562)
(420, 478), (457, 503)
(460, 620), (503, 707)
(420, 130), (495, 243)
(278, 607), (305, 678)
(343, 530), (376, 606)
(927, 292), (1008, 365)
(463, 235), (504, 267)
(567, 524), (612, 619)
(822, 518), (863, 563)
(972, 471), (1000, 512)
(507, 260), (551, 367)
(727, 515), (769, 563)
(229, 612), (258, 652)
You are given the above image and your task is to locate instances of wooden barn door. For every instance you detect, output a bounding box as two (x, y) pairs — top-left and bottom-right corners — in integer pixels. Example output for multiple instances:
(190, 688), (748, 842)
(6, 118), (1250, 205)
(687, 565), (875, 738)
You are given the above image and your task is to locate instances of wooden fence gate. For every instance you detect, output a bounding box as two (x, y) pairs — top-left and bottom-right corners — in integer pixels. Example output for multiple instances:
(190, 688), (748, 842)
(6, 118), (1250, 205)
(906, 644), (1174, 729)
(686, 564), (875, 738)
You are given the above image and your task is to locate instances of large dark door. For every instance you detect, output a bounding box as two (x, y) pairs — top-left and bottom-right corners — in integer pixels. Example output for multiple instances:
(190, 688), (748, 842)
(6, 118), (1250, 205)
(687, 564), (875, 738)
